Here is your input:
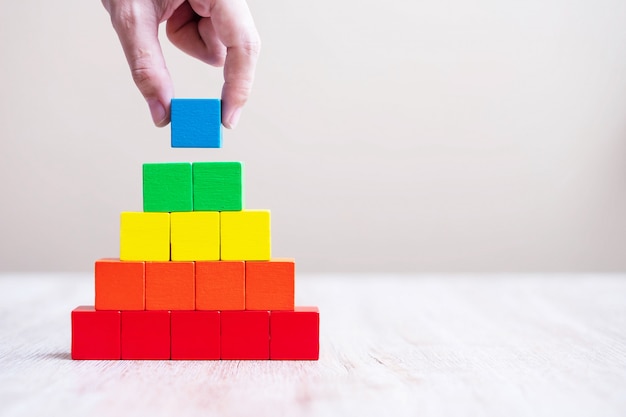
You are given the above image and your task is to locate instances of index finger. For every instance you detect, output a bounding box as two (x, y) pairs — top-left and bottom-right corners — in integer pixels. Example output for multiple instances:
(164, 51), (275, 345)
(103, 0), (175, 127)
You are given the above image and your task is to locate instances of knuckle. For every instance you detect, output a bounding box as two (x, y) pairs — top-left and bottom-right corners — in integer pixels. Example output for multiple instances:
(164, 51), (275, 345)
(130, 67), (158, 96)
(241, 35), (261, 57)
(191, 3), (210, 16)
(227, 80), (253, 103)
(208, 51), (227, 67)
(109, 2), (141, 32)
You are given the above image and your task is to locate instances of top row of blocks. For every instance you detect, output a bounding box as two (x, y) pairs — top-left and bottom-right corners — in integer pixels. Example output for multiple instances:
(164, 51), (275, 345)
(144, 162), (242, 212)
(171, 99), (222, 148)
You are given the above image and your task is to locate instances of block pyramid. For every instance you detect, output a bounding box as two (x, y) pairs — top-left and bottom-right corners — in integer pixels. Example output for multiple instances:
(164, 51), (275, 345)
(71, 99), (320, 360)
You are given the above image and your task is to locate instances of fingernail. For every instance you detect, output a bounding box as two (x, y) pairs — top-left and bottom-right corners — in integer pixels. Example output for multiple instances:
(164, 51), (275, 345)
(226, 107), (242, 129)
(148, 99), (167, 127)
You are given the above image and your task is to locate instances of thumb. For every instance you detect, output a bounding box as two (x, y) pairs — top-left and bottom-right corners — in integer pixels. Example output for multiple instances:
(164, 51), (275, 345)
(107, 2), (173, 126)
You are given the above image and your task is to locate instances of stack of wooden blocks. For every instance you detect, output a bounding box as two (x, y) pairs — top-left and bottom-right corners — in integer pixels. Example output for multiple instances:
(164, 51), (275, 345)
(71, 98), (320, 361)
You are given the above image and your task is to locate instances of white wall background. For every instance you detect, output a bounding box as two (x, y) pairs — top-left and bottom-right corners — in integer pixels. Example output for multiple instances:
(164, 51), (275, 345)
(1, 0), (626, 273)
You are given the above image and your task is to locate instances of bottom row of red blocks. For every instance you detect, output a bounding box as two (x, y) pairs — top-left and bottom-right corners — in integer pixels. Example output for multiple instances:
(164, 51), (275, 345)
(71, 306), (319, 360)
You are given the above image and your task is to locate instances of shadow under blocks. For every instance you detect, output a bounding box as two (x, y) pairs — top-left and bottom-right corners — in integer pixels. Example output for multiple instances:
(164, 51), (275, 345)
(71, 98), (319, 360)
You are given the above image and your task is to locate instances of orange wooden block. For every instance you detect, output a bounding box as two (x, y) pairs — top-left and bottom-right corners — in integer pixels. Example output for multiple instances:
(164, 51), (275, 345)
(245, 259), (295, 310)
(95, 258), (145, 310)
(196, 261), (245, 310)
(145, 261), (195, 310)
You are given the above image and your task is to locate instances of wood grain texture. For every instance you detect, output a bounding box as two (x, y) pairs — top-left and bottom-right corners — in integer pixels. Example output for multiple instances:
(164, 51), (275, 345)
(71, 306), (120, 360)
(192, 162), (243, 211)
(270, 307), (319, 360)
(170, 212), (220, 261)
(95, 259), (145, 311)
(142, 163), (193, 213)
(121, 310), (170, 360)
(1, 274), (626, 417)
(220, 210), (271, 261)
(171, 311), (220, 360)
(196, 261), (245, 310)
(171, 98), (222, 148)
(120, 212), (170, 261)
(246, 259), (295, 310)
(221, 310), (270, 360)
(145, 262), (195, 310)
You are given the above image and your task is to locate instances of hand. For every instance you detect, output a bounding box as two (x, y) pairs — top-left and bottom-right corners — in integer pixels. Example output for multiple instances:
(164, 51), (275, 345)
(101, 0), (261, 128)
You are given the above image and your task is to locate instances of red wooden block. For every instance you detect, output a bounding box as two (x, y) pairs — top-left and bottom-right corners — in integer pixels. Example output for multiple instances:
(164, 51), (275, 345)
(245, 259), (295, 310)
(221, 310), (270, 360)
(95, 258), (145, 311)
(121, 311), (170, 360)
(270, 307), (319, 360)
(171, 311), (220, 360)
(71, 306), (121, 360)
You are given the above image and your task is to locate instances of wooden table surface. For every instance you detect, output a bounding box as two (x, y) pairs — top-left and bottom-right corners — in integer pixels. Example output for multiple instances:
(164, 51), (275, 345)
(1, 273), (625, 417)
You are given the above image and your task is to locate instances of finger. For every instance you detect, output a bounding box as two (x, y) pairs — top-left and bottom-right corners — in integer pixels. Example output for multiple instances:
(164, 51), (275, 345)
(166, 2), (226, 66)
(189, 0), (261, 129)
(106, 1), (174, 126)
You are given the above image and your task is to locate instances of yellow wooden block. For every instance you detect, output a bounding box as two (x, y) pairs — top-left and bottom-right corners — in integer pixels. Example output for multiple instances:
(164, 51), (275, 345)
(171, 211), (220, 261)
(220, 210), (271, 260)
(120, 212), (170, 261)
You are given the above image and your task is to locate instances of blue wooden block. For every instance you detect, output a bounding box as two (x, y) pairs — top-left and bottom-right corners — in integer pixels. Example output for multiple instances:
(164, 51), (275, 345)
(171, 98), (222, 148)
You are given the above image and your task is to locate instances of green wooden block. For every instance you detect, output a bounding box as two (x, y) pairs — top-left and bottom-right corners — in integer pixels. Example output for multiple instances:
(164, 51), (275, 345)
(193, 162), (243, 211)
(143, 163), (193, 212)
